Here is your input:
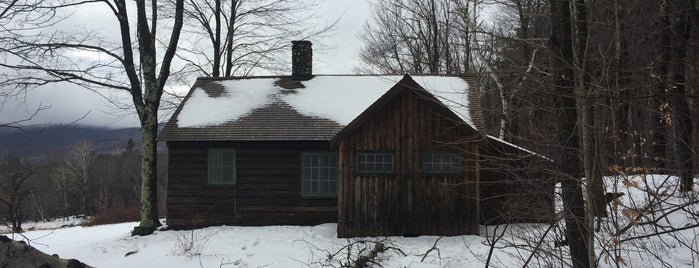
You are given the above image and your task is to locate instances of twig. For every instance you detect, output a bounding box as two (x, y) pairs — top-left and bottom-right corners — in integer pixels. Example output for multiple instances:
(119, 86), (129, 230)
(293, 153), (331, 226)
(420, 236), (442, 262)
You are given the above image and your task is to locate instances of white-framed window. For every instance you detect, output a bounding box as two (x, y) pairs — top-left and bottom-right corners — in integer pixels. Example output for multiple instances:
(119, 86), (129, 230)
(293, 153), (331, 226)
(208, 148), (236, 185)
(422, 152), (461, 175)
(302, 153), (338, 197)
(355, 151), (394, 174)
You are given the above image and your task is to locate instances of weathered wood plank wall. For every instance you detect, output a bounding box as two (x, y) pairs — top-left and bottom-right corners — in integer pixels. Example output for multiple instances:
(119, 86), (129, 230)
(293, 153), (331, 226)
(337, 86), (481, 237)
(167, 140), (337, 228)
(479, 155), (556, 224)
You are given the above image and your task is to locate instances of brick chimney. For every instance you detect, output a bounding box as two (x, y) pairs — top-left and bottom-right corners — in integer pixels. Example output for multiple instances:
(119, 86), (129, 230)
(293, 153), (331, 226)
(291, 40), (312, 80)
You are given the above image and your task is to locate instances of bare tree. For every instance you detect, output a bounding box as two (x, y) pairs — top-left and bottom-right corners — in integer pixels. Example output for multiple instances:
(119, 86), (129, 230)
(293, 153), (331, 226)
(549, 0), (589, 266)
(662, 0), (695, 193)
(570, 1), (606, 266)
(170, 0), (336, 78)
(54, 162), (72, 220)
(478, 0), (550, 141)
(0, 156), (34, 233)
(0, 0), (185, 235)
(61, 140), (94, 217)
(357, 0), (475, 75)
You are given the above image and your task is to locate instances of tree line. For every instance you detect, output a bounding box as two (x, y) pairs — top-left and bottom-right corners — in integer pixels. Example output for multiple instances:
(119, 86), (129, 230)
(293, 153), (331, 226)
(0, 139), (166, 233)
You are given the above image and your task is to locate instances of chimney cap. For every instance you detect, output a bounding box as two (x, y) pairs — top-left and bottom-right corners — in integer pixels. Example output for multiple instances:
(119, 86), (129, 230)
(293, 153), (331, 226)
(292, 40), (312, 45)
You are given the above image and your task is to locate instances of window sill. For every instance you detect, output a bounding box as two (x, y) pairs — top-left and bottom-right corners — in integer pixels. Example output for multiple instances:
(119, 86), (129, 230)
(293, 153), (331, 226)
(301, 195), (337, 199)
(207, 183), (237, 186)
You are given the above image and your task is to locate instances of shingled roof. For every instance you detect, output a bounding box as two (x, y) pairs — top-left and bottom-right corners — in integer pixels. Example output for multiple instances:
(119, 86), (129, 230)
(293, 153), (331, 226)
(157, 74), (483, 141)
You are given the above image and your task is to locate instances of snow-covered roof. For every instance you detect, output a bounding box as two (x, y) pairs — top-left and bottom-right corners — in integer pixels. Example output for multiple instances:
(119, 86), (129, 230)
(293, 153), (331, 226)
(486, 135), (553, 161)
(177, 79), (278, 128)
(157, 74), (479, 141)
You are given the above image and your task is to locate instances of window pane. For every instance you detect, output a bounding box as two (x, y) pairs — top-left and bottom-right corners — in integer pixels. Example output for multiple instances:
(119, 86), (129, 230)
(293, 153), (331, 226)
(423, 152), (460, 174)
(357, 162), (366, 171)
(211, 169), (221, 184)
(321, 167), (329, 179)
(356, 152), (394, 174)
(302, 153), (338, 196)
(223, 151), (235, 162)
(320, 181), (329, 193)
(209, 149), (236, 185)
(303, 180), (311, 193)
(320, 156), (328, 167)
(329, 181), (337, 194)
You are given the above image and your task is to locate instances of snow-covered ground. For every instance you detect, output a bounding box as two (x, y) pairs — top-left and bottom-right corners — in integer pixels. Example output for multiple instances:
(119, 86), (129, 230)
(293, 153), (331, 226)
(5, 223), (514, 267)
(3, 175), (697, 267)
(591, 174), (699, 268)
(0, 216), (85, 234)
(6, 222), (506, 267)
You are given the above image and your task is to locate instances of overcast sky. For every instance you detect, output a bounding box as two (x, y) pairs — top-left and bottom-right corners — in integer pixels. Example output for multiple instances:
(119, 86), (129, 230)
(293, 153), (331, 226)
(1, 0), (372, 129)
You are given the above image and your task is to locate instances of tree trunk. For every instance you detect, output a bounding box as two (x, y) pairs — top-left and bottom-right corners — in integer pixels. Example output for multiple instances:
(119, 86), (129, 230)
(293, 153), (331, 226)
(572, 0), (605, 218)
(130, 0), (184, 236)
(572, 2), (604, 267)
(136, 108), (161, 233)
(429, 0), (439, 74)
(5, 199), (22, 232)
(133, 3), (161, 230)
(225, 0), (239, 77)
(63, 180), (68, 220)
(611, 0), (631, 168)
(81, 183), (87, 217)
(212, 0), (221, 77)
(665, 0), (695, 192)
(550, 0), (590, 267)
(30, 192), (44, 221)
(655, 0), (672, 171)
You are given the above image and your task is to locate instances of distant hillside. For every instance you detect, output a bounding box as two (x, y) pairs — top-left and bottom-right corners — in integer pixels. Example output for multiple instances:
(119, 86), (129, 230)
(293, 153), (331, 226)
(0, 125), (163, 158)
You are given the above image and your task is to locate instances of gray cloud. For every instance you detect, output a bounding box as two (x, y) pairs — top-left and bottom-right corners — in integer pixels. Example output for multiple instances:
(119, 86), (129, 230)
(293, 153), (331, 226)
(0, 0), (370, 129)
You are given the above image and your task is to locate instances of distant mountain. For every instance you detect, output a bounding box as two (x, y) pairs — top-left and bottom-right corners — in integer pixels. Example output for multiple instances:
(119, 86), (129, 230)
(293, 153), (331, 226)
(0, 124), (164, 158)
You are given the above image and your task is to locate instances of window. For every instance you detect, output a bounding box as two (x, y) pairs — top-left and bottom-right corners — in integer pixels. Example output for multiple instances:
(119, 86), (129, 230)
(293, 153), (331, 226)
(356, 151), (394, 174)
(208, 148), (236, 185)
(302, 153), (338, 197)
(422, 152), (461, 174)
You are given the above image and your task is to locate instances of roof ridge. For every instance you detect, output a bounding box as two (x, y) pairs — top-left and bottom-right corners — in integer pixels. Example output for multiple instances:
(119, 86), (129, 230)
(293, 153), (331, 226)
(194, 73), (479, 81)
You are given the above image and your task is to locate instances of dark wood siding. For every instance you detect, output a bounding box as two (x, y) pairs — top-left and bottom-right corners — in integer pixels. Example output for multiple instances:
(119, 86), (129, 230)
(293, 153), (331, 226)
(479, 150), (556, 224)
(337, 86), (481, 237)
(167, 140), (337, 228)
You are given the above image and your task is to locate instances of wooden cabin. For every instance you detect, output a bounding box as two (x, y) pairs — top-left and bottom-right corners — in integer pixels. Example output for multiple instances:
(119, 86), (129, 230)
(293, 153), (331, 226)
(330, 76), (483, 236)
(157, 41), (554, 236)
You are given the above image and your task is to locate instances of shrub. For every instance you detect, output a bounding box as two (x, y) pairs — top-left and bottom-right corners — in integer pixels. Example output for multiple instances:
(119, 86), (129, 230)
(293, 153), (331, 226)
(84, 205), (139, 226)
